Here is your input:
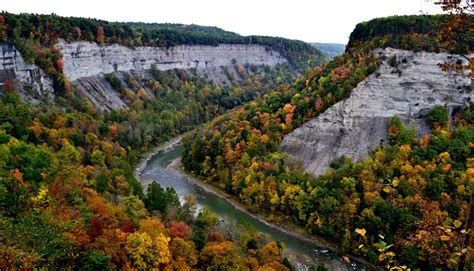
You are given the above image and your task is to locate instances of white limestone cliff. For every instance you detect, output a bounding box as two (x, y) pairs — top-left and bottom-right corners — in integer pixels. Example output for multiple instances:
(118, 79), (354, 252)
(0, 44), (54, 103)
(58, 40), (287, 81)
(280, 48), (473, 176)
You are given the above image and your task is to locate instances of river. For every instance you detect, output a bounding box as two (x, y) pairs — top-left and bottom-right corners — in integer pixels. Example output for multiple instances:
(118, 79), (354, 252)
(138, 141), (367, 271)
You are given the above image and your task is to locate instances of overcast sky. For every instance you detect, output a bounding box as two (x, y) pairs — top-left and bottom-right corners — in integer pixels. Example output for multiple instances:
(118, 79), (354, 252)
(2, 0), (442, 44)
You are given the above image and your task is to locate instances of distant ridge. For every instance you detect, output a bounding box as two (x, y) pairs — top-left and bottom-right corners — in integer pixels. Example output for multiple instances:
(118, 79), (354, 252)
(311, 43), (345, 60)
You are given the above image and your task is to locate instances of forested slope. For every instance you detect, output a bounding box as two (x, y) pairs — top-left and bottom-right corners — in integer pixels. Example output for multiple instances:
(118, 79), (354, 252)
(182, 15), (474, 269)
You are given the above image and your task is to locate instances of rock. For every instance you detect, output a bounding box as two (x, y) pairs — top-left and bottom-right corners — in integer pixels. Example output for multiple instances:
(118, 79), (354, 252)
(59, 40), (287, 81)
(280, 48), (473, 177)
(1, 40), (289, 109)
(0, 44), (54, 103)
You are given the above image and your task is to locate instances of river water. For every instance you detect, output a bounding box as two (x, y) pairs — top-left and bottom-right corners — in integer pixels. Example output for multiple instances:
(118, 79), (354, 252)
(139, 144), (365, 271)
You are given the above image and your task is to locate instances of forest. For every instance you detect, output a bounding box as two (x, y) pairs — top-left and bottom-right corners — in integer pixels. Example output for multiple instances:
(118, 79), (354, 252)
(0, 66), (299, 270)
(182, 15), (473, 269)
(0, 12), (315, 270)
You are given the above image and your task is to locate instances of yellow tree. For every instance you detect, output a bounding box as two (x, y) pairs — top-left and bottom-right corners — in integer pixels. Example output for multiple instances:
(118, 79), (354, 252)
(126, 231), (171, 270)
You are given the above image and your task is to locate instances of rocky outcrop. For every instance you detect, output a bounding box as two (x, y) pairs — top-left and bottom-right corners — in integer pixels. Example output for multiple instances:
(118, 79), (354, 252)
(59, 40), (287, 81)
(1, 40), (289, 109)
(281, 48), (473, 177)
(0, 44), (54, 103)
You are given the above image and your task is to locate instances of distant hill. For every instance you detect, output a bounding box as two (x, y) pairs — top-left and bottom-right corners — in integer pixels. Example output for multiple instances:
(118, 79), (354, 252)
(311, 43), (345, 60)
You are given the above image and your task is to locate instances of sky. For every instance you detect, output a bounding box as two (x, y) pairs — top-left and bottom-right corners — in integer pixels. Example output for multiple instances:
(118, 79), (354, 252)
(1, 0), (443, 44)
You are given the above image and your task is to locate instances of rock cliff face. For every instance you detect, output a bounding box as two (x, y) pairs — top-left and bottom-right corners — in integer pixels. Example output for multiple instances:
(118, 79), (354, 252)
(59, 40), (287, 81)
(281, 48), (473, 177)
(0, 40), (289, 109)
(0, 44), (54, 103)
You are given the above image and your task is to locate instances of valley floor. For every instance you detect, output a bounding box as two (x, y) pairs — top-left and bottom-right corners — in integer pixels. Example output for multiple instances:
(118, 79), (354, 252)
(135, 136), (381, 270)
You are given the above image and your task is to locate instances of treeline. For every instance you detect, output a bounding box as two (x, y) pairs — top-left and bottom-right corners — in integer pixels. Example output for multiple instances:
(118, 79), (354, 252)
(348, 15), (472, 54)
(0, 12), (322, 82)
(182, 16), (474, 269)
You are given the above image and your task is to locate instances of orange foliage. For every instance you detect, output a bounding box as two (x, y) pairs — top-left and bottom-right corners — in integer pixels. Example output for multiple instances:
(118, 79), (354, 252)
(315, 97), (324, 111)
(64, 227), (91, 248)
(139, 218), (165, 238)
(96, 26), (105, 44)
(169, 221), (191, 240)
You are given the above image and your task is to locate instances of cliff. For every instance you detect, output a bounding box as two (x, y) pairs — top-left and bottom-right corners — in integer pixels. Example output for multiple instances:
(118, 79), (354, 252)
(0, 44), (54, 104)
(281, 48), (473, 176)
(1, 40), (291, 110)
(59, 40), (288, 81)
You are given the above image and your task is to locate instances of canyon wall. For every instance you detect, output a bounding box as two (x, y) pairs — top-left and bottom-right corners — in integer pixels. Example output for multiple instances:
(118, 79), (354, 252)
(58, 40), (287, 81)
(281, 48), (473, 176)
(0, 40), (289, 109)
(0, 44), (54, 104)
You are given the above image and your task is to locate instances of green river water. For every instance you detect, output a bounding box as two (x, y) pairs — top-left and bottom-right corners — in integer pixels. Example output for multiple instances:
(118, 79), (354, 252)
(139, 144), (366, 271)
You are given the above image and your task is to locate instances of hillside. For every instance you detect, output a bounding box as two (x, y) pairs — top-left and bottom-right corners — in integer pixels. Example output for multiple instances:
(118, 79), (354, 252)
(0, 10), (472, 270)
(182, 15), (473, 270)
(282, 48), (471, 176)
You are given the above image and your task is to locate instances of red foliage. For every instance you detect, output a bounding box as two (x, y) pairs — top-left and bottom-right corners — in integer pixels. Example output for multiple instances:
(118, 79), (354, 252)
(109, 124), (118, 138)
(56, 58), (64, 72)
(315, 97), (324, 111)
(89, 216), (105, 238)
(2, 80), (15, 93)
(121, 220), (136, 233)
(169, 221), (191, 240)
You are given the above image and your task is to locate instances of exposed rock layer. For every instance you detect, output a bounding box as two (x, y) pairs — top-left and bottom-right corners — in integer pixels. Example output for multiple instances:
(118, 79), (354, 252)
(0, 44), (54, 103)
(58, 40), (287, 81)
(1, 41), (289, 109)
(281, 48), (473, 176)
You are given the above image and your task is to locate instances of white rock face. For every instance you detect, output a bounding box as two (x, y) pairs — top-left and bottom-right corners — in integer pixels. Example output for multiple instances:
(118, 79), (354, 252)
(59, 40), (287, 81)
(281, 48), (473, 177)
(0, 44), (54, 103)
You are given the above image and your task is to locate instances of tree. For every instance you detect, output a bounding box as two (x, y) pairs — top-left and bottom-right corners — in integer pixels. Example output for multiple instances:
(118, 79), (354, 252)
(435, 0), (473, 78)
(200, 240), (244, 270)
(169, 221), (191, 239)
(427, 106), (449, 129)
(83, 250), (111, 271)
(169, 237), (198, 267)
(126, 232), (171, 270)
(96, 26), (105, 44)
(122, 195), (146, 223)
(144, 181), (180, 216)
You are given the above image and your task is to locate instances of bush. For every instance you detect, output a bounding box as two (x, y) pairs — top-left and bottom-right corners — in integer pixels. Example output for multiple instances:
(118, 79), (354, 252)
(427, 106), (449, 129)
(388, 55), (397, 67)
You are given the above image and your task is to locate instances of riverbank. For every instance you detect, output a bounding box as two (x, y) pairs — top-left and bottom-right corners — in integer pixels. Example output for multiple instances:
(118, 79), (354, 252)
(134, 135), (184, 181)
(168, 157), (381, 271)
(135, 136), (381, 270)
